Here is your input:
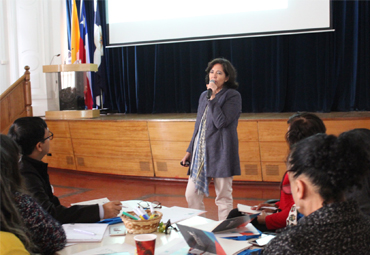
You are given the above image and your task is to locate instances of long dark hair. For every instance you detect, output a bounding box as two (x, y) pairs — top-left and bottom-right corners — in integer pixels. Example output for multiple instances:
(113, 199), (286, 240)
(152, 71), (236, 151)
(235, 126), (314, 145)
(205, 58), (239, 89)
(0, 134), (35, 252)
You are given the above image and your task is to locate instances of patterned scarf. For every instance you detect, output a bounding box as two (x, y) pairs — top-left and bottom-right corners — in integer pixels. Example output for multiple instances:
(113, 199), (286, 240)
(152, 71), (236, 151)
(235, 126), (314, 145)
(190, 105), (209, 196)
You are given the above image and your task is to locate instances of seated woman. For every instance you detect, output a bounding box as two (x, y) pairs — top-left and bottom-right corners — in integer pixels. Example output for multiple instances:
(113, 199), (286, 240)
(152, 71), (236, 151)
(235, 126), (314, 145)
(228, 112), (326, 232)
(0, 177), (32, 254)
(0, 134), (66, 254)
(263, 133), (370, 254)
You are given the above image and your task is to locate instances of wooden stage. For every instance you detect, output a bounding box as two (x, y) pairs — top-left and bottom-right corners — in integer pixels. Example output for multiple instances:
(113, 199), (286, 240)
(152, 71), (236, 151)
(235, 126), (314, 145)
(43, 111), (370, 183)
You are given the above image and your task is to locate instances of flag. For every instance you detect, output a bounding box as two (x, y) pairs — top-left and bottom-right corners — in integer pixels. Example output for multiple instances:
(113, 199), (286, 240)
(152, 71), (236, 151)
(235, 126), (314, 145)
(71, 0), (80, 64)
(79, 0), (93, 109)
(93, 0), (107, 107)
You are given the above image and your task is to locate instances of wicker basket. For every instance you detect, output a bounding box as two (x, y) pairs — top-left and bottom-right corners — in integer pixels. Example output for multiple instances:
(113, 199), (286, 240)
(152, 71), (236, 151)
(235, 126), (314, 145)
(121, 210), (163, 234)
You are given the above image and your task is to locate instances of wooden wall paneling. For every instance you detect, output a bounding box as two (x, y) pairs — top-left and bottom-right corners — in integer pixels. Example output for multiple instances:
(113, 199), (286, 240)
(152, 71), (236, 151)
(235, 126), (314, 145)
(69, 121), (149, 140)
(9, 85), (26, 122)
(0, 97), (10, 133)
(44, 120), (76, 170)
(151, 141), (190, 160)
(72, 139), (152, 160)
(324, 119), (370, 136)
(234, 161), (262, 181)
(148, 121), (195, 141)
(237, 121), (259, 141)
(74, 156), (153, 177)
(43, 154), (76, 170)
(258, 120), (288, 142)
(261, 162), (287, 182)
(239, 141), (261, 162)
(46, 120), (71, 138)
(154, 160), (189, 179)
(259, 141), (289, 162)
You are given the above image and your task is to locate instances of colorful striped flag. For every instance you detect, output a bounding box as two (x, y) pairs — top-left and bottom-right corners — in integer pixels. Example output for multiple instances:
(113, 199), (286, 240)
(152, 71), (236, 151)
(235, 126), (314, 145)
(93, 0), (107, 107)
(70, 0), (80, 64)
(79, 0), (93, 109)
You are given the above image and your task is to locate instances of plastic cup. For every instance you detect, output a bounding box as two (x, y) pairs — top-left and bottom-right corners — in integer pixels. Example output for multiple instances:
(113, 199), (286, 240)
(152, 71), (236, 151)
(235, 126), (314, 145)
(134, 234), (157, 255)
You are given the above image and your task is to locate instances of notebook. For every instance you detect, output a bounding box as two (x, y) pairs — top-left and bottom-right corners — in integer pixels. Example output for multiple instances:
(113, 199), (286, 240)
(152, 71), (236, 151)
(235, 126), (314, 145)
(62, 223), (109, 243)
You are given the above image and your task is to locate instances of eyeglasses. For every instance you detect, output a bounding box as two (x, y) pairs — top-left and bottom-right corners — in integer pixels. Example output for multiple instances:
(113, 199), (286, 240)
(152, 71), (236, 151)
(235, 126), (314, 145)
(137, 201), (162, 210)
(41, 131), (53, 142)
(158, 219), (178, 235)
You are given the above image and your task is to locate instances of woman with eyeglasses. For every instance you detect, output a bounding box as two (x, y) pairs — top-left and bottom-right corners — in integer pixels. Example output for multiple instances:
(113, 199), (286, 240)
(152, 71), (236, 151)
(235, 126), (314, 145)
(263, 132), (370, 254)
(0, 134), (66, 254)
(227, 113), (326, 232)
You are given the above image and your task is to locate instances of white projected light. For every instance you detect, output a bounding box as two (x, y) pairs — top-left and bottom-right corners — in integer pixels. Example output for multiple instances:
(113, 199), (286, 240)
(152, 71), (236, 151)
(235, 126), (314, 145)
(106, 0), (332, 47)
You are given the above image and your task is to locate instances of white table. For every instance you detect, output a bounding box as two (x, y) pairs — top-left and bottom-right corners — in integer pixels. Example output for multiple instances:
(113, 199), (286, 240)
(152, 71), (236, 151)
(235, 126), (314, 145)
(57, 216), (213, 254)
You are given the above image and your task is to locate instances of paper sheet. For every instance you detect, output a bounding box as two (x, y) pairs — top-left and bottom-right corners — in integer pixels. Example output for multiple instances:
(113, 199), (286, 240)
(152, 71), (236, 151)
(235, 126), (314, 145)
(158, 206), (206, 223)
(71, 198), (110, 206)
(63, 223), (109, 243)
(72, 243), (135, 255)
(237, 203), (274, 214)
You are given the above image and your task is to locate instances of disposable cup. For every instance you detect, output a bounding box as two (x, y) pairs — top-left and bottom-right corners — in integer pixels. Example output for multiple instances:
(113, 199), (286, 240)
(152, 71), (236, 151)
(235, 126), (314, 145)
(134, 234), (157, 255)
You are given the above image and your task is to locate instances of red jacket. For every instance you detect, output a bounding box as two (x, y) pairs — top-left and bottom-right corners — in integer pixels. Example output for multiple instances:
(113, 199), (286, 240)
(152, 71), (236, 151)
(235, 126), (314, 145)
(265, 172), (295, 230)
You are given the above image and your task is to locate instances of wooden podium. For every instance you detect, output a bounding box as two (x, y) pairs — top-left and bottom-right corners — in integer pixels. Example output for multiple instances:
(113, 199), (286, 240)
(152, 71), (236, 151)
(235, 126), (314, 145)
(43, 64), (100, 119)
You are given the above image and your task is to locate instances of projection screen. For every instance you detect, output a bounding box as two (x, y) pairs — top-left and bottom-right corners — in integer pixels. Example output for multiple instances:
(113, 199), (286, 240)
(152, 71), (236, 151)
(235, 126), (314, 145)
(106, 0), (332, 47)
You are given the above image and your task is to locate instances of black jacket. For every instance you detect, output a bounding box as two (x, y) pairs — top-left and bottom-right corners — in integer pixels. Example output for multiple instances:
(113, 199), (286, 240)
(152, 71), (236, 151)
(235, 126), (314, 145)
(20, 156), (100, 224)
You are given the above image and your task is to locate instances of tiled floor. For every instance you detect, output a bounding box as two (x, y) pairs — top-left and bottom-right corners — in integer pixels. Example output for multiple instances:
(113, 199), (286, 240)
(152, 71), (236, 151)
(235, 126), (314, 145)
(50, 168), (280, 221)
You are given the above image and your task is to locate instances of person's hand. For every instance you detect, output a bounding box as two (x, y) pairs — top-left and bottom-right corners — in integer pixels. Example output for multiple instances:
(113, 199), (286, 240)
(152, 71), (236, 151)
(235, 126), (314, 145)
(206, 80), (217, 100)
(252, 203), (278, 211)
(103, 201), (122, 218)
(257, 211), (268, 224)
(252, 203), (271, 210)
(181, 152), (191, 167)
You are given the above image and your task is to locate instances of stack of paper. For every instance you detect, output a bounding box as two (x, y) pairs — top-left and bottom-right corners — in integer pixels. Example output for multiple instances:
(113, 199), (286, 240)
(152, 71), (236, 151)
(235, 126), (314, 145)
(62, 223), (109, 243)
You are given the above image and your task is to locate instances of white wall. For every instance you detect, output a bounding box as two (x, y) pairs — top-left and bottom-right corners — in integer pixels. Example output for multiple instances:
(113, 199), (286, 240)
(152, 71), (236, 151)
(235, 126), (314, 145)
(0, 0), (67, 116)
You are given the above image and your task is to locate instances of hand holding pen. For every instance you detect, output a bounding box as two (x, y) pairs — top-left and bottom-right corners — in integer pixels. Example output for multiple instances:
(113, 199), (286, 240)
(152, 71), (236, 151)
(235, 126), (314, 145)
(103, 201), (123, 218)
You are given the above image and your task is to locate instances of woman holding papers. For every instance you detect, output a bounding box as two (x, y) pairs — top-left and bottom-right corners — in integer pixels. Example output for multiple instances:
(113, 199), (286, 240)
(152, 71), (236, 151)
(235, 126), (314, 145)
(263, 132), (370, 254)
(228, 113), (326, 232)
(181, 58), (241, 220)
(0, 134), (66, 254)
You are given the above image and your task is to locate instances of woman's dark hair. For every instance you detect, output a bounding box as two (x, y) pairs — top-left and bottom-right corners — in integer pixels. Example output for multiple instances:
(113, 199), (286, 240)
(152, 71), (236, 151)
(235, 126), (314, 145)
(8, 117), (47, 156)
(0, 134), (34, 252)
(286, 112), (326, 148)
(288, 132), (370, 205)
(205, 58), (238, 89)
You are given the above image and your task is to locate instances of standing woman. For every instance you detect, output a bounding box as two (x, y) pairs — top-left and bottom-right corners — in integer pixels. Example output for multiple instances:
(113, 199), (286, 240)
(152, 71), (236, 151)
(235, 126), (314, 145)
(181, 58), (242, 220)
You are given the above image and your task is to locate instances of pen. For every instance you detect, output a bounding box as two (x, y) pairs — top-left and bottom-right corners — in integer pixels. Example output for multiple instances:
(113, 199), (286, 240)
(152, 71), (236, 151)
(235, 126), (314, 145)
(133, 208), (145, 220)
(73, 228), (96, 236)
(138, 207), (149, 220)
(150, 203), (154, 214)
(122, 211), (139, 220)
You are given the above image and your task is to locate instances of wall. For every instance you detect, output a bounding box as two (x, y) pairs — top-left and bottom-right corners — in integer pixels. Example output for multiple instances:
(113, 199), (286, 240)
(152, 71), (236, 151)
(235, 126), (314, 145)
(0, 0), (67, 116)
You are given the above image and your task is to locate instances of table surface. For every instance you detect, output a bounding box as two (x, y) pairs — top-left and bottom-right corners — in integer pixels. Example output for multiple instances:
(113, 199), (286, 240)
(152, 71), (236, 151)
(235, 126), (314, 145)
(56, 216), (213, 255)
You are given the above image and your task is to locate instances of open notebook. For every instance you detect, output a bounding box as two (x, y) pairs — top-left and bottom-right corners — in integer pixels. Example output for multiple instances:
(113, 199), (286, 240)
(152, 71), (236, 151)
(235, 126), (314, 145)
(62, 223), (109, 243)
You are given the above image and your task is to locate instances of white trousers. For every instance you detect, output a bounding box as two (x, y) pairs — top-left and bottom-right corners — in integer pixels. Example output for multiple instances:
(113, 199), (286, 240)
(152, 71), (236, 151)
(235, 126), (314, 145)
(185, 176), (233, 221)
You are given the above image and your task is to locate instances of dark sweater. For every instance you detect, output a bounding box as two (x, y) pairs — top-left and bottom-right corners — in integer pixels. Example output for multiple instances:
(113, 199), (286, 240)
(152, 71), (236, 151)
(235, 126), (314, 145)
(19, 156), (100, 224)
(263, 200), (370, 255)
(14, 192), (66, 255)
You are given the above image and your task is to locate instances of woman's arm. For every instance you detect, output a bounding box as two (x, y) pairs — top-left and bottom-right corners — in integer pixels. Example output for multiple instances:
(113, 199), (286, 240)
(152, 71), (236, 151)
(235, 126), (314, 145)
(208, 90), (242, 129)
(15, 193), (66, 254)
